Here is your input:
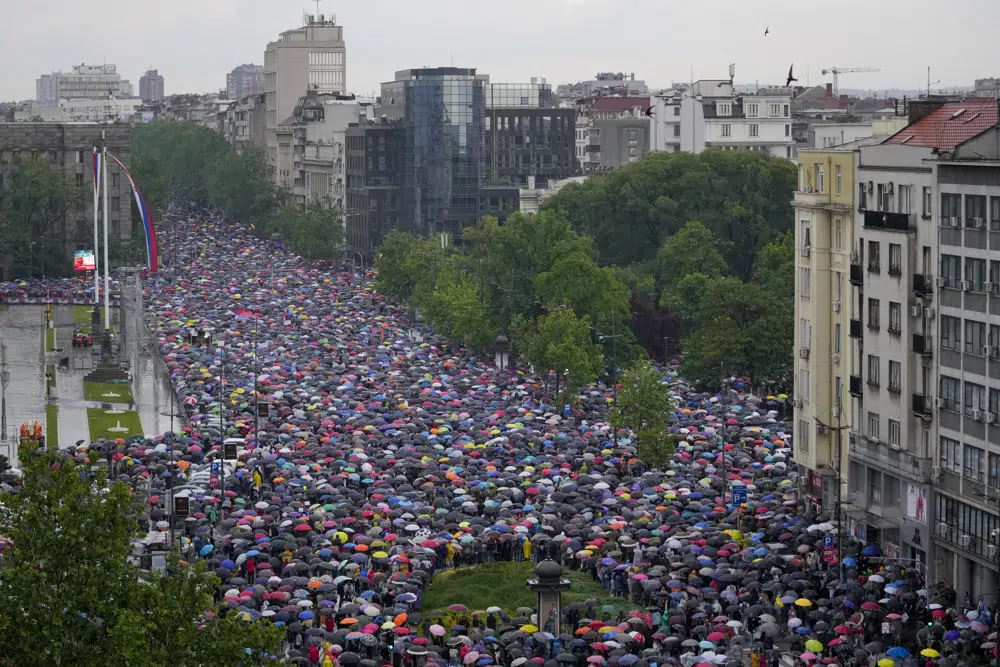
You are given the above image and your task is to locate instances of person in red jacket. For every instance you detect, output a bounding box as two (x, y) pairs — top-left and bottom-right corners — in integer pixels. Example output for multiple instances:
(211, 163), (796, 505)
(309, 643), (320, 665)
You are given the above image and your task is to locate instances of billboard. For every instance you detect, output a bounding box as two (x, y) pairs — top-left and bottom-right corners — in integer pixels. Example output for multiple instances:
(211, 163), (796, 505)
(73, 250), (96, 272)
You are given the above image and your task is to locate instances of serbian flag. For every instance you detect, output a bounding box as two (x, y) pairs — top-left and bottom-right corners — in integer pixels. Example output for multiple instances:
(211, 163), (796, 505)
(234, 309), (254, 320)
(106, 152), (157, 272)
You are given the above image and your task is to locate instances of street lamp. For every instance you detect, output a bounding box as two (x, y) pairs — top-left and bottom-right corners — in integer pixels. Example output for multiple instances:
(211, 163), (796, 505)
(493, 333), (510, 372)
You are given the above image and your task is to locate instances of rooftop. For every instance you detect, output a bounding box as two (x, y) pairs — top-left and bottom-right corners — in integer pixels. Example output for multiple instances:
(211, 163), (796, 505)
(800, 135), (888, 153)
(884, 99), (998, 152)
(590, 96), (650, 112)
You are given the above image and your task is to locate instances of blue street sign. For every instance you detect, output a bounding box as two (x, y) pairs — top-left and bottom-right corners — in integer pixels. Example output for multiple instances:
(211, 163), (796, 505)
(732, 485), (747, 506)
(823, 536), (835, 548)
(210, 462), (220, 474)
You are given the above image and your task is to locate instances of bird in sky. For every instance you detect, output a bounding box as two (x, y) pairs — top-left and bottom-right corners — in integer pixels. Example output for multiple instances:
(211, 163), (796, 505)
(786, 64), (798, 87)
(764, 26), (770, 36)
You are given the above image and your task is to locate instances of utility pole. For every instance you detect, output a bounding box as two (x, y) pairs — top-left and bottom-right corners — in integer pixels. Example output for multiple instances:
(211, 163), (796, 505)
(0, 338), (8, 444)
(814, 383), (850, 582)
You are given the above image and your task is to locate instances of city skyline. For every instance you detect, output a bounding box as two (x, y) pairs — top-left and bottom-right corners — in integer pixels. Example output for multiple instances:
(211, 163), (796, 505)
(2, 0), (997, 101)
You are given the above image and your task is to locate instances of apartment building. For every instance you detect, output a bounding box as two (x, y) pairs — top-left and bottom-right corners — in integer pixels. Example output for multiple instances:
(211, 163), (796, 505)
(792, 138), (877, 515)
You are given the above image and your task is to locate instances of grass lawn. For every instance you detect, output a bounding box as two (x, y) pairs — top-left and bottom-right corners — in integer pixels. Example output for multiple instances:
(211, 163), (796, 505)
(73, 305), (106, 324)
(45, 404), (59, 448)
(45, 327), (55, 352)
(46, 364), (56, 396)
(87, 407), (142, 442)
(84, 382), (134, 404)
(420, 562), (639, 616)
(75, 324), (115, 336)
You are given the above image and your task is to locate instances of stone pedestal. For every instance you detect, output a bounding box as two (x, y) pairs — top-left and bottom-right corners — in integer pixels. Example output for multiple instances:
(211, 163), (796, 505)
(527, 560), (571, 635)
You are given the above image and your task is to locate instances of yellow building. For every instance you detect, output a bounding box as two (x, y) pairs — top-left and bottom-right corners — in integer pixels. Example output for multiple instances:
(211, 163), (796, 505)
(791, 136), (882, 512)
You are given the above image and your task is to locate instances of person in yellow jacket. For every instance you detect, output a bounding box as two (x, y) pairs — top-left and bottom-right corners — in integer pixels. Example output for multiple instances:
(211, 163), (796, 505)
(522, 537), (532, 561)
(253, 470), (262, 490)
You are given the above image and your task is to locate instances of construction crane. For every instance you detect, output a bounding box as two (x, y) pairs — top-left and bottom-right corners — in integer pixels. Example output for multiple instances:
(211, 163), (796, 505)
(821, 67), (882, 96)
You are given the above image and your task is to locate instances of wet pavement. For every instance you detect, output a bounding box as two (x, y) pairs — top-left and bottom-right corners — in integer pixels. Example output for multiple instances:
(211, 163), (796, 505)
(0, 306), (46, 460)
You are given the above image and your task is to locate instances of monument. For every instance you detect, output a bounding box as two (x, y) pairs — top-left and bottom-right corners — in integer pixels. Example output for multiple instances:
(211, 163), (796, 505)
(527, 560), (571, 634)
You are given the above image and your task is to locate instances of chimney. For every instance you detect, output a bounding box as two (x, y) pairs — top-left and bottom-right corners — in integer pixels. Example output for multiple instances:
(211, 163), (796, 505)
(908, 98), (943, 124)
(825, 83), (833, 98)
(839, 94), (849, 105)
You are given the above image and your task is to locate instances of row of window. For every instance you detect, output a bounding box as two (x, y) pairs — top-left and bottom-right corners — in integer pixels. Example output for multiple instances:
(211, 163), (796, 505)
(864, 298), (903, 333)
(939, 254), (1000, 291)
(864, 410), (903, 448)
(939, 437), (1000, 487)
(718, 123), (790, 138)
(935, 494), (999, 561)
(864, 240), (903, 274)
(938, 374), (1000, 416)
(939, 315), (1000, 356)
(865, 355), (903, 392)
(717, 102), (790, 118)
(941, 193), (1000, 228)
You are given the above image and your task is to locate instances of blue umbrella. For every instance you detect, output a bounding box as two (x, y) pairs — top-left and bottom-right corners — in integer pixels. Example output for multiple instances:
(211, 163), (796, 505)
(200, 544), (214, 556)
(887, 648), (911, 658)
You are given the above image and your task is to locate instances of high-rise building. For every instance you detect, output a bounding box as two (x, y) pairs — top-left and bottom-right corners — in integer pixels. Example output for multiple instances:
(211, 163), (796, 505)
(139, 69), (165, 102)
(380, 67), (486, 236)
(35, 64), (131, 102)
(264, 14), (347, 169)
(227, 64), (265, 101)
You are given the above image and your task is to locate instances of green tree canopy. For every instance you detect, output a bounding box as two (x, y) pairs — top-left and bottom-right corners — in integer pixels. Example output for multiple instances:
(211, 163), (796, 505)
(611, 360), (677, 467)
(374, 230), (445, 304)
(752, 230), (795, 300)
(264, 200), (345, 260)
(0, 450), (282, 666)
(655, 220), (729, 290)
(514, 307), (603, 402)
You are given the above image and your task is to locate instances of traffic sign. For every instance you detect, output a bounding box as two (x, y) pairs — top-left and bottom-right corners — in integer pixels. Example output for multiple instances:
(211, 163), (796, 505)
(824, 535), (835, 547)
(732, 485), (747, 507)
(210, 462), (220, 474)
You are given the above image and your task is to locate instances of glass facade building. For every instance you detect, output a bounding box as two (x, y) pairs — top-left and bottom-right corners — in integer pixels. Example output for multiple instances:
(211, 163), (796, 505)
(382, 68), (486, 236)
(486, 83), (554, 109)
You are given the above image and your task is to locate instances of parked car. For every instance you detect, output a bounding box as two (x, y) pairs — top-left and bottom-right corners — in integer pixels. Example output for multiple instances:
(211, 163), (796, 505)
(72, 329), (92, 347)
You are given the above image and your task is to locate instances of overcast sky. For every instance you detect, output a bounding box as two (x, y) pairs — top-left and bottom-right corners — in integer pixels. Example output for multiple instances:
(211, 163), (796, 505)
(2, 0), (996, 100)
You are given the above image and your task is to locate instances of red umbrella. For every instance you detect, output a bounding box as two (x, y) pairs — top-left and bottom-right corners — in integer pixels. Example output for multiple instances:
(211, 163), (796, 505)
(861, 602), (881, 611)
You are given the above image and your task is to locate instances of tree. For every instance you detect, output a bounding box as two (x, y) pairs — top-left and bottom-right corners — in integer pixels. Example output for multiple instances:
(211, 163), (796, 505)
(0, 450), (283, 665)
(535, 251), (631, 328)
(421, 257), (497, 351)
(655, 220), (729, 289)
(514, 307), (603, 403)
(752, 230), (795, 300)
(611, 360), (677, 468)
(265, 200), (345, 260)
(374, 231), (444, 304)
(0, 155), (86, 279)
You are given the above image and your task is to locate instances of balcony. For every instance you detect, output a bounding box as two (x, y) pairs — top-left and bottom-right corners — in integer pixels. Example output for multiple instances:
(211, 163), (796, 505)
(849, 432), (932, 483)
(849, 319), (862, 338)
(913, 273), (933, 296)
(849, 263), (863, 286)
(913, 333), (933, 356)
(849, 375), (862, 397)
(911, 393), (933, 420)
(862, 209), (915, 232)
(794, 189), (831, 207)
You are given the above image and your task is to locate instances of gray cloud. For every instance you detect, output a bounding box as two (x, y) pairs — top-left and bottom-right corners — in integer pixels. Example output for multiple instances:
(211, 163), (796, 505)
(1, 0), (994, 100)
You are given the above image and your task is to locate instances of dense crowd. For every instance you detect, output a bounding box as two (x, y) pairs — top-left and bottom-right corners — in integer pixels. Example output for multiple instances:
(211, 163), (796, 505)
(2, 212), (989, 667)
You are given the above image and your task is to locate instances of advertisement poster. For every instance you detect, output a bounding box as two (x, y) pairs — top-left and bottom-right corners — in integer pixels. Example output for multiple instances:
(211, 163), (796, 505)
(73, 250), (96, 272)
(906, 485), (926, 522)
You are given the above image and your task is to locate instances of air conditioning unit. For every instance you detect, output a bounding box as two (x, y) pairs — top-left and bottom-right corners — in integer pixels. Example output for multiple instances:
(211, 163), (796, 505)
(867, 181), (874, 194)
(816, 424), (828, 436)
(937, 276), (948, 287)
(987, 413), (997, 425)
(800, 247), (811, 257)
(972, 409), (983, 421)
(984, 345), (994, 357)
(989, 544), (999, 557)
(938, 521), (950, 534)
(799, 347), (810, 360)
(833, 301), (842, 313)
(850, 251), (859, 263)
(949, 216), (961, 227)
(991, 283), (1000, 296)
(962, 280), (972, 291)
(924, 307), (936, 319)
(832, 353), (841, 364)
(887, 182), (894, 194)
(960, 534), (972, 547)
(910, 305), (923, 317)
(932, 467), (942, 482)
(973, 217), (986, 229)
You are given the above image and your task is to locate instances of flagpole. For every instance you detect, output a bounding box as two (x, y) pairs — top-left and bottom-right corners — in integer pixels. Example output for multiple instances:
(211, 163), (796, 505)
(92, 147), (100, 305)
(102, 145), (110, 330)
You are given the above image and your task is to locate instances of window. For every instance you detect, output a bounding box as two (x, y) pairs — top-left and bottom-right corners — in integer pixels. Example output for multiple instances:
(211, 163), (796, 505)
(673, 106), (680, 116)
(785, 124), (790, 137)
(941, 193), (961, 222)
(888, 302), (901, 334)
(784, 104), (790, 116)
(941, 436), (961, 472)
(965, 381), (986, 416)
(798, 369), (810, 401)
(888, 243), (902, 275)
(923, 187), (932, 217)
(800, 221), (811, 248)
(814, 164), (825, 193)
(964, 444), (986, 482)
(799, 317), (812, 349)
(769, 104), (781, 117)
(720, 124), (731, 137)
(868, 298), (880, 329)
(898, 184), (912, 214)
(75, 173), (84, 186)
(877, 183), (892, 211)
(746, 103), (758, 117)
(748, 124), (759, 137)
(76, 150), (84, 163)
(867, 354), (880, 386)
(869, 470), (882, 505)
(941, 315), (962, 350)
(797, 419), (809, 453)
(834, 272), (842, 303)
(111, 173), (120, 188)
(888, 360), (902, 393)
(966, 194), (987, 226)
(966, 258), (987, 291)
(939, 375), (961, 411)
(834, 323), (842, 354)
(991, 196), (1000, 231)
(858, 183), (868, 210)
(966, 319), (986, 355)
(110, 196), (120, 212)
(835, 165), (842, 195)
(867, 411), (880, 440)
(990, 451), (1000, 488)
(717, 103), (731, 116)
(940, 254), (962, 287)
(799, 267), (811, 298)
(867, 240), (880, 272)
(673, 124), (680, 137)
(834, 218), (842, 249)
(888, 419), (901, 448)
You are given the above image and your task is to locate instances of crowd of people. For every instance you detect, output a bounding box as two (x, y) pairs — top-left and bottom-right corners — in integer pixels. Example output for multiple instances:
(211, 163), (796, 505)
(2, 211), (993, 667)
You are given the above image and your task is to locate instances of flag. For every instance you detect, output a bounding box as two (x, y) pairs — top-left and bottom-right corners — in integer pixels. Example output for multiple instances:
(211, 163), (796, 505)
(106, 152), (158, 272)
(234, 309), (254, 320)
(91, 149), (101, 197)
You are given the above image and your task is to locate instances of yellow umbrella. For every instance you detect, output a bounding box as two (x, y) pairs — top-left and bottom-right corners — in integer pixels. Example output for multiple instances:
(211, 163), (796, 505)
(920, 649), (940, 659)
(878, 660), (895, 667)
(805, 640), (824, 653)
(520, 624), (539, 633)
(795, 598), (813, 607)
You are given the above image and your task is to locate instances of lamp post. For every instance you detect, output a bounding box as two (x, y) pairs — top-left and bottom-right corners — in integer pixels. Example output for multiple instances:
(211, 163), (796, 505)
(493, 333), (510, 373)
